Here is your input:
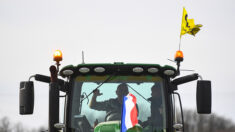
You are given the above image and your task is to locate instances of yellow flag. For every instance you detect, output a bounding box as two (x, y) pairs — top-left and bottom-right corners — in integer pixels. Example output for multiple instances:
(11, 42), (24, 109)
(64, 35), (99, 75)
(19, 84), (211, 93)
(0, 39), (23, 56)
(180, 7), (202, 37)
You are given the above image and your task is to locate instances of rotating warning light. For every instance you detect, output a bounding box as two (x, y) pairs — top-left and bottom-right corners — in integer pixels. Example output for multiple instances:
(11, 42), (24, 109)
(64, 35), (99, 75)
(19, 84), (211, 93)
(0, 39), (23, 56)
(174, 50), (184, 62)
(53, 50), (63, 62)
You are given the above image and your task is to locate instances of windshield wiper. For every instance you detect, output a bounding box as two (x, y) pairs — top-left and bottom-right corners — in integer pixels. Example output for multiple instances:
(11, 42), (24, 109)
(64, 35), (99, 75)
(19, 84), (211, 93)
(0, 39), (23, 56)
(126, 84), (150, 103)
(80, 73), (116, 103)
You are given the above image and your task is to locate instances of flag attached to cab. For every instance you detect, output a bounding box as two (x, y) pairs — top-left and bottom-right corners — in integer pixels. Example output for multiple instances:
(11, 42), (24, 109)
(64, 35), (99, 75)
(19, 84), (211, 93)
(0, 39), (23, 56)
(121, 93), (138, 132)
(180, 7), (203, 37)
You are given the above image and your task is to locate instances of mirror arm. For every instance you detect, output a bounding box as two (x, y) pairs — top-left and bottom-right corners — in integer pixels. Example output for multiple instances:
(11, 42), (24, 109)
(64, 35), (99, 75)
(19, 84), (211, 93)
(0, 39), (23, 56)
(29, 74), (64, 84)
(27, 74), (66, 91)
(171, 73), (199, 86)
(28, 75), (36, 81)
(198, 74), (203, 80)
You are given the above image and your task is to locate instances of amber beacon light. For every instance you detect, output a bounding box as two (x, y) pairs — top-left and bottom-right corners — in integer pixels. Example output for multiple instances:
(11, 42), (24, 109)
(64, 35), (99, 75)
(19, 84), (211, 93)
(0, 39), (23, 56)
(174, 50), (184, 62)
(53, 50), (63, 62)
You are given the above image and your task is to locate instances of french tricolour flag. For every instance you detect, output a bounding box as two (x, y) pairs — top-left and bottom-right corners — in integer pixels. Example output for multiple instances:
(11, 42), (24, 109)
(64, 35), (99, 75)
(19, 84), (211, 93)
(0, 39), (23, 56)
(121, 93), (138, 132)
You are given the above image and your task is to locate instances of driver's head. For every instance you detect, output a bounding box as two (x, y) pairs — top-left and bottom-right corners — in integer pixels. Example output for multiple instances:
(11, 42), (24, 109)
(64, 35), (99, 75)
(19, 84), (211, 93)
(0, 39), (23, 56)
(116, 83), (129, 102)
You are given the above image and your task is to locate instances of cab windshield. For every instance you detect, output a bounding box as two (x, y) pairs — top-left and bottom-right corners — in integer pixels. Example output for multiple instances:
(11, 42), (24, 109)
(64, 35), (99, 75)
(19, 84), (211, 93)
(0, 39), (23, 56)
(70, 75), (167, 132)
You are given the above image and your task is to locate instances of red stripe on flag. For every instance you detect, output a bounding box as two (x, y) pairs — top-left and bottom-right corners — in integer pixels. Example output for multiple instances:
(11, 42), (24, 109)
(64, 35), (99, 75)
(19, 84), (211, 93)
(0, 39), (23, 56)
(129, 94), (138, 126)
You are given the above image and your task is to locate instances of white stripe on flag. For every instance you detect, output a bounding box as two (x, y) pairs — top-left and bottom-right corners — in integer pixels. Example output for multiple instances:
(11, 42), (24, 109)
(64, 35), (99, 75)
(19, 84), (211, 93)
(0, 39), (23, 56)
(124, 95), (135, 130)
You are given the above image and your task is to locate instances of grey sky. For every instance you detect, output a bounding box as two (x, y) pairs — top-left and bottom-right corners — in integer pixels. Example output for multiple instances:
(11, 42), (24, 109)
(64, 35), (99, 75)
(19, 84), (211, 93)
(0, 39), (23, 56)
(0, 0), (235, 129)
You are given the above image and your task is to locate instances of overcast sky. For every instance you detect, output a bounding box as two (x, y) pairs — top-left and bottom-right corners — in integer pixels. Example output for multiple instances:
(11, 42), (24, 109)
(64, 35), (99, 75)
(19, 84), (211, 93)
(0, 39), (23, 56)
(0, 0), (235, 129)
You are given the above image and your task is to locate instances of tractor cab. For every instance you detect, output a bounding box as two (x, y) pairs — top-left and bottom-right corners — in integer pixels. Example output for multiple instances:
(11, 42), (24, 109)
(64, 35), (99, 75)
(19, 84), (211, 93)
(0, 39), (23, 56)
(59, 63), (177, 132)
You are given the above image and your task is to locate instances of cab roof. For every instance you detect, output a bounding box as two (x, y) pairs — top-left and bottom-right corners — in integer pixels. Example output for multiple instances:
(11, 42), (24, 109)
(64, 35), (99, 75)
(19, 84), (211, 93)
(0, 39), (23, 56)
(59, 62), (177, 78)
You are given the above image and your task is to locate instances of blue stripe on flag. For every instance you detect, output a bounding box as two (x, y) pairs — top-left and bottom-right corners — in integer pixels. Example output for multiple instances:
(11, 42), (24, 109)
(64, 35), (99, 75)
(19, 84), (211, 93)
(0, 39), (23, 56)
(121, 96), (128, 132)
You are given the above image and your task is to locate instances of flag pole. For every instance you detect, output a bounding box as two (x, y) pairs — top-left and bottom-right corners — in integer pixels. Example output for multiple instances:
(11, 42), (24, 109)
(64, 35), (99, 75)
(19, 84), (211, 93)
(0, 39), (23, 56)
(179, 37), (182, 50)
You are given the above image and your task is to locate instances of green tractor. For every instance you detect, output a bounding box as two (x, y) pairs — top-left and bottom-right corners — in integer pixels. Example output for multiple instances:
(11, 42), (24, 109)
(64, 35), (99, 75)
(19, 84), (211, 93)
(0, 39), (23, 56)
(19, 50), (211, 132)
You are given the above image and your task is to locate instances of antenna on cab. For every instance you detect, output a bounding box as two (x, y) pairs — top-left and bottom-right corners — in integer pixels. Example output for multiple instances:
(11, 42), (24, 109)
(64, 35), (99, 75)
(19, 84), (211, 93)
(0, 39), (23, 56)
(82, 51), (85, 64)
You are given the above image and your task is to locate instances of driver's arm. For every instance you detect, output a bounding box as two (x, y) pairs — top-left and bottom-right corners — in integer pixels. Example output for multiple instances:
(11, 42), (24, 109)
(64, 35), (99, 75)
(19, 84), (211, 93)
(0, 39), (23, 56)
(89, 89), (108, 111)
(89, 89), (100, 108)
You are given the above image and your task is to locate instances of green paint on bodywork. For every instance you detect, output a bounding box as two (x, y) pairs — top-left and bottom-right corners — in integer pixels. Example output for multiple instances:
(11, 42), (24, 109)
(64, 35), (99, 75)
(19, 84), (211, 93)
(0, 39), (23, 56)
(77, 63), (112, 67)
(94, 121), (142, 132)
(162, 65), (175, 70)
(85, 75), (91, 80)
(60, 64), (74, 70)
(94, 121), (120, 132)
(146, 75), (152, 81)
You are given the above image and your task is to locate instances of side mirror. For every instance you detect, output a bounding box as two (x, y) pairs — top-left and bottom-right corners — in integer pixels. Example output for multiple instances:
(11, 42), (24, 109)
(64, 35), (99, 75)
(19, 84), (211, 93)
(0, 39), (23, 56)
(196, 80), (212, 114)
(19, 81), (34, 114)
